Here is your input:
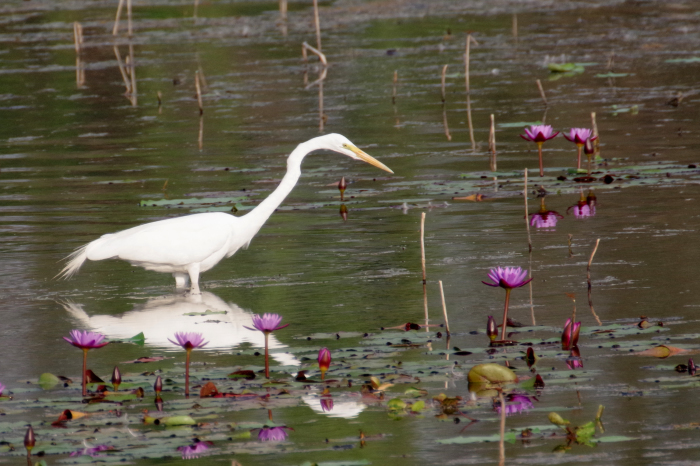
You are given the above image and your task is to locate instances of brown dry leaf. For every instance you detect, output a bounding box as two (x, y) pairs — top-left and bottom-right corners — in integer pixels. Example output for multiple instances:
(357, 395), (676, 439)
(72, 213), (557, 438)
(452, 194), (486, 201)
(636, 345), (688, 358)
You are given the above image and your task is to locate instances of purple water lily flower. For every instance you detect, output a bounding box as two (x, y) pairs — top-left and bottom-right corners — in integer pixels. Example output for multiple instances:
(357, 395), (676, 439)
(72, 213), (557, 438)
(169, 332), (208, 398)
(0, 382), (5, 397)
(483, 267), (532, 341)
(168, 332), (208, 350)
(495, 394), (534, 416)
(482, 267), (532, 290)
(245, 314), (289, 379)
(64, 330), (109, 397)
(63, 330), (109, 350)
(177, 441), (210, 459)
(258, 426), (291, 442)
(520, 124), (559, 177)
(245, 313), (290, 333)
(569, 203), (595, 218)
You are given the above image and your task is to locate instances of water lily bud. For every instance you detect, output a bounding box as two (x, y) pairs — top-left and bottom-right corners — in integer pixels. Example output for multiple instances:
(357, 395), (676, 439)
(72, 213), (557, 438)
(689, 358), (696, 376)
(154, 375), (163, 394)
(486, 316), (498, 342)
(111, 366), (122, 392)
(24, 425), (35, 454)
(318, 348), (331, 380)
(339, 204), (348, 222)
(561, 318), (581, 350)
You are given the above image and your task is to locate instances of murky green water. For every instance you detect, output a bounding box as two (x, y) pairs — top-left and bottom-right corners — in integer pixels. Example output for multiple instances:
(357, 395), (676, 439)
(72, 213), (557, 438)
(2, 0), (700, 464)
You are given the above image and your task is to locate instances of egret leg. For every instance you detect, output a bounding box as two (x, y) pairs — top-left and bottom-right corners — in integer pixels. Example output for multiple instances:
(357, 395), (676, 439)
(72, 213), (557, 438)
(173, 273), (189, 288)
(188, 264), (201, 295)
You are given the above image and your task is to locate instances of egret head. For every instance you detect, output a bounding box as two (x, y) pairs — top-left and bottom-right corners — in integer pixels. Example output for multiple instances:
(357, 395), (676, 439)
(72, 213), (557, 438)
(319, 133), (394, 174)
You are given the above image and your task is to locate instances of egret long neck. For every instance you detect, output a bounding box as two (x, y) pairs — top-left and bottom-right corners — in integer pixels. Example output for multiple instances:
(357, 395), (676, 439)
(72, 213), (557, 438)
(242, 142), (310, 232)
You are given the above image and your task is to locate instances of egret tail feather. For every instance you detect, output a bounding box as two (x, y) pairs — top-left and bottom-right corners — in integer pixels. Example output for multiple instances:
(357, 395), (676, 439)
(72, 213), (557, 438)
(56, 244), (89, 279)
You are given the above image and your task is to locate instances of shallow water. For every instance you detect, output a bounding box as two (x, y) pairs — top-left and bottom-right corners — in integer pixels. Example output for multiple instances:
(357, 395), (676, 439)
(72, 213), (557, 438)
(2, 0), (700, 464)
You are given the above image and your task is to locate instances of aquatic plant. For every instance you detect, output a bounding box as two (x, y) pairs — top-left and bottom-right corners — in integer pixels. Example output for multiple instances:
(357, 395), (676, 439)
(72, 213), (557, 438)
(177, 441), (210, 459)
(318, 347), (331, 380)
(562, 318), (581, 350)
(563, 127), (597, 170)
(168, 332), (208, 398)
(63, 330), (109, 397)
(520, 124), (559, 176)
(258, 426), (291, 442)
(24, 425), (35, 457)
(245, 313), (289, 378)
(111, 366), (121, 392)
(486, 316), (497, 342)
(483, 267), (532, 340)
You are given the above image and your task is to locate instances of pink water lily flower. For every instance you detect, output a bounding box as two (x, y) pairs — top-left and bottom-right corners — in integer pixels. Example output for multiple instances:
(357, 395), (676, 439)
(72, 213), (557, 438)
(564, 128), (597, 170)
(483, 267), (532, 341)
(520, 124), (559, 177)
(530, 210), (564, 229)
(318, 348), (331, 380)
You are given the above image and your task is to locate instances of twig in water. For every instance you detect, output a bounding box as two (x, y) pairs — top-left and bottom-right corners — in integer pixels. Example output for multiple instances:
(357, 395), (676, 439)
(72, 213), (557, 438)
(420, 213), (429, 330)
(157, 91), (162, 114)
(195, 71), (203, 115)
(279, 0), (287, 19)
(392, 70), (398, 104)
(524, 170), (531, 253)
(313, 0), (322, 51)
(587, 239), (602, 325)
(113, 0), (125, 35)
(441, 65), (448, 102)
(464, 33), (478, 94)
(489, 114), (496, 170)
(568, 234), (573, 258)
(198, 115), (203, 150)
(466, 95), (475, 151)
(301, 42), (327, 66)
(127, 0), (132, 37)
(591, 112), (600, 157)
(498, 391), (506, 466)
(73, 22), (83, 54)
(536, 79), (547, 107)
(438, 280), (451, 336)
(442, 104), (451, 141)
(193, 0), (199, 19)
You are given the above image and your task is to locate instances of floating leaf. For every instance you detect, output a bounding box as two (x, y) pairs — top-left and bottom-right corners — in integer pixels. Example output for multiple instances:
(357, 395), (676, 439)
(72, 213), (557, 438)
(637, 345), (688, 358)
(182, 309), (227, 316)
(38, 373), (61, 390)
(109, 332), (145, 346)
(548, 412), (570, 427)
(547, 63), (584, 73)
(467, 364), (517, 384)
(595, 72), (631, 78)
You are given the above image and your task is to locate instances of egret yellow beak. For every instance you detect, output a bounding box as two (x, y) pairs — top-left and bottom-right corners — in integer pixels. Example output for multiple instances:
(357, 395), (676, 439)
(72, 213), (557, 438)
(347, 145), (394, 174)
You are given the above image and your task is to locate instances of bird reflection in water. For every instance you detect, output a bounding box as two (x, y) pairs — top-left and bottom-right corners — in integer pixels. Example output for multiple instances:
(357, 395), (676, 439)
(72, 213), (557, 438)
(59, 292), (298, 367)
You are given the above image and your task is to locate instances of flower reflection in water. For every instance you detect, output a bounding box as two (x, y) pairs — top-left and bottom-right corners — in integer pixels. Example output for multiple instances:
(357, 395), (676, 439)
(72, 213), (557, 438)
(258, 426), (292, 442)
(177, 441), (211, 459)
(567, 347), (584, 370)
(494, 394), (534, 416)
(530, 197), (563, 230)
(568, 189), (597, 218)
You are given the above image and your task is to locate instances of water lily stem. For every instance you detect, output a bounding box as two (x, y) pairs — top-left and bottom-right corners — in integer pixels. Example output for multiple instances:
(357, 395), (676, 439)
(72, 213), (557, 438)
(577, 145), (582, 170)
(185, 349), (191, 398)
(537, 142), (544, 177)
(501, 288), (511, 341)
(498, 391), (506, 466)
(82, 348), (88, 397)
(264, 332), (270, 379)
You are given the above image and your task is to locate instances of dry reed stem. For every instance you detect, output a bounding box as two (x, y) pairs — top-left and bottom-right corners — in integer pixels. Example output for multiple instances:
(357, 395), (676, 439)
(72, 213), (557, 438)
(524, 170), (531, 253)
(305, 66), (327, 90)
(438, 281), (450, 335)
(512, 13), (518, 43)
(195, 71), (203, 115)
(440, 65), (448, 102)
(421, 213), (428, 328)
(279, 0), (287, 18)
(73, 22), (83, 54)
(113, 0), (125, 36)
(193, 0), (199, 19)
(587, 239), (602, 325)
(127, 0), (132, 37)
(591, 112), (600, 157)
(536, 79), (547, 107)
(302, 42), (327, 66)
(489, 114), (496, 169)
(442, 105), (451, 141)
(466, 95), (475, 151)
(313, 0), (322, 51)
(392, 70), (398, 104)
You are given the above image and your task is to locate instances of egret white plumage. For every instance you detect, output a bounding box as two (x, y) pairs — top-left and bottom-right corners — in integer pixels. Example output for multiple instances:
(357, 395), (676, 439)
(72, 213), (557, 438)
(58, 133), (393, 294)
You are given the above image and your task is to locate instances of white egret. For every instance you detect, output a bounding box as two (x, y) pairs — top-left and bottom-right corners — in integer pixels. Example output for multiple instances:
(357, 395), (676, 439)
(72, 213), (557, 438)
(58, 133), (393, 293)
